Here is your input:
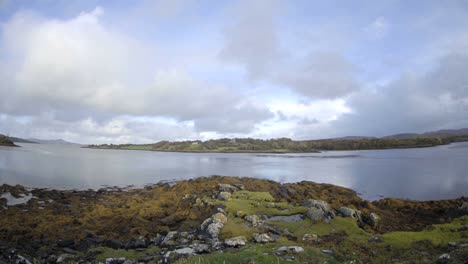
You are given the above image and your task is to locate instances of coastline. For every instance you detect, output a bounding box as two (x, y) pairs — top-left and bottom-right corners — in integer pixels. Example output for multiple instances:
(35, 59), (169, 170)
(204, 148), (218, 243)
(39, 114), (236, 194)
(1, 176), (467, 263)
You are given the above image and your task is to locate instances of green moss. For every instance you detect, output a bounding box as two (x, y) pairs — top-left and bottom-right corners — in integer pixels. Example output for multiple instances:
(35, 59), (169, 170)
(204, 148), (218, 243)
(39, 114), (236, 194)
(383, 216), (468, 247)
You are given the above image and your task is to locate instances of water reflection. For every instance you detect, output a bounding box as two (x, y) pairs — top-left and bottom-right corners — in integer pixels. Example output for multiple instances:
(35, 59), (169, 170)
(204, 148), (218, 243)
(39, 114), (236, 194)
(0, 143), (467, 200)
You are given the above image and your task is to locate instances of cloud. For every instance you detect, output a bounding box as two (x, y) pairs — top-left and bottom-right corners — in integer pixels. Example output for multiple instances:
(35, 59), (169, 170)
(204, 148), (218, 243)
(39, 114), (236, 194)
(329, 52), (468, 136)
(364, 16), (389, 39)
(219, 0), (358, 99)
(0, 7), (273, 137)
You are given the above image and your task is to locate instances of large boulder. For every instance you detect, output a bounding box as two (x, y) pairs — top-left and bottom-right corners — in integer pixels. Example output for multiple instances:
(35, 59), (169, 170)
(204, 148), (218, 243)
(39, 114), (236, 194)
(217, 192), (231, 201)
(363, 213), (380, 228)
(161, 231), (178, 247)
(224, 236), (247, 247)
(218, 184), (239, 193)
(306, 207), (326, 221)
(337, 207), (359, 218)
(302, 199), (332, 213)
(200, 213), (228, 239)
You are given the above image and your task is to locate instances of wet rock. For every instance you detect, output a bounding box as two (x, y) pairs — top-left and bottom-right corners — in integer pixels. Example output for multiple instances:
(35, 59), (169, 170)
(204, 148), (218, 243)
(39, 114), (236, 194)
(276, 246), (304, 255)
(224, 236), (247, 247)
(254, 233), (275, 243)
(437, 253), (450, 263)
(236, 211), (247, 218)
(217, 191), (231, 201)
(302, 199), (332, 213)
(161, 231), (178, 246)
(200, 213), (228, 239)
(105, 239), (123, 249)
(218, 184), (239, 193)
(337, 207), (359, 218)
(306, 207), (326, 221)
(245, 215), (263, 226)
(368, 236), (383, 243)
(302, 234), (318, 242)
(321, 249), (334, 255)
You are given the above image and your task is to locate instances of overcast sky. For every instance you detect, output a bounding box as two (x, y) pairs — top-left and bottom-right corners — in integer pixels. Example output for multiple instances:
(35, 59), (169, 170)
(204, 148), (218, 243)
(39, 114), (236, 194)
(1, 0), (468, 144)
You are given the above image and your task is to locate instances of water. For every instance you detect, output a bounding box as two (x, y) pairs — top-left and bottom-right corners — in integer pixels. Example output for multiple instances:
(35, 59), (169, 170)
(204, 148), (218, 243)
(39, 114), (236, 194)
(1, 142), (467, 200)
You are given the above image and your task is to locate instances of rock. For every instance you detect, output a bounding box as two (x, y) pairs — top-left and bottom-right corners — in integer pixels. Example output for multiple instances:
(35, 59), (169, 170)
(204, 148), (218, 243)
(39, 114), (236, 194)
(437, 253), (450, 263)
(224, 236), (247, 247)
(218, 183), (239, 193)
(302, 234), (318, 242)
(150, 234), (164, 245)
(105, 239), (123, 249)
(460, 202), (468, 214)
(368, 236), (383, 243)
(46, 255), (58, 263)
(138, 256), (154, 263)
(200, 213), (228, 239)
(134, 236), (147, 248)
(231, 183), (245, 190)
(337, 207), (359, 218)
(161, 231), (178, 246)
(236, 211), (247, 218)
(174, 247), (194, 255)
(122, 260), (135, 264)
(365, 213), (380, 227)
(57, 254), (75, 263)
(276, 246), (304, 255)
(245, 215), (263, 226)
(216, 207), (227, 215)
(105, 257), (127, 264)
(321, 249), (334, 255)
(14, 255), (32, 264)
(62, 247), (78, 254)
(306, 207), (326, 221)
(217, 191), (231, 201)
(254, 233), (275, 243)
(302, 199), (332, 213)
(192, 243), (210, 254)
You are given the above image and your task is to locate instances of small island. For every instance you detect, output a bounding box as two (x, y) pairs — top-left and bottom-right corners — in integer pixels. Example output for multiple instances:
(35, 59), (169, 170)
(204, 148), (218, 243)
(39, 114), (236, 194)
(0, 134), (18, 147)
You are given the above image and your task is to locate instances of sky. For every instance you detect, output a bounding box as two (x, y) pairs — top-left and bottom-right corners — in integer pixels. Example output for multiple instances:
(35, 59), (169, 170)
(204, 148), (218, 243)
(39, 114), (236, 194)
(1, 0), (468, 144)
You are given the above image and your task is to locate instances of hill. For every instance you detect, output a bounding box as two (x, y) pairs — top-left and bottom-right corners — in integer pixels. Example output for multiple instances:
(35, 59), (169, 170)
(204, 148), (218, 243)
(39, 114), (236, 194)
(28, 138), (80, 145)
(8, 137), (38, 143)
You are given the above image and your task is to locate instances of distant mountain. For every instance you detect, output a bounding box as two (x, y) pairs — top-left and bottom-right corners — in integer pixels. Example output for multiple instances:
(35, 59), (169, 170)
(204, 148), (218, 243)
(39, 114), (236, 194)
(385, 128), (468, 139)
(329, 136), (377, 140)
(28, 138), (81, 145)
(8, 137), (38, 143)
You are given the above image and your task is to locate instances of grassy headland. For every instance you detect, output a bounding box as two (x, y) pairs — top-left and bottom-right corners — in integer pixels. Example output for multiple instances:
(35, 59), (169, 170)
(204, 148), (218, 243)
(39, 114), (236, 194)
(0, 134), (17, 147)
(1, 176), (467, 263)
(86, 134), (468, 153)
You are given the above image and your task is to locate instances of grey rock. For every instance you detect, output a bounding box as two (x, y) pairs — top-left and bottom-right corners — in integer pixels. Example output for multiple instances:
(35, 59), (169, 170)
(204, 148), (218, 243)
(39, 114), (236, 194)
(200, 213), (228, 239)
(337, 207), (358, 218)
(161, 231), (178, 246)
(14, 255), (32, 264)
(366, 213), (380, 227)
(302, 199), (332, 213)
(306, 207), (326, 221)
(105, 257), (127, 264)
(321, 249), (334, 255)
(276, 246), (304, 255)
(302, 234), (318, 242)
(245, 215), (263, 226)
(62, 248), (78, 254)
(105, 239), (123, 249)
(460, 202), (468, 214)
(57, 239), (75, 248)
(135, 236), (147, 248)
(437, 253), (450, 264)
(138, 256), (154, 263)
(218, 184), (239, 193)
(231, 183), (245, 190)
(192, 243), (210, 254)
(224, 236), (247, 247)
(174, 247), (194, 255)
(57, 254), (75, 263)
(217, 192), (231, 201)
(254, 233), (275, 243)
(150, 234), (164, 245)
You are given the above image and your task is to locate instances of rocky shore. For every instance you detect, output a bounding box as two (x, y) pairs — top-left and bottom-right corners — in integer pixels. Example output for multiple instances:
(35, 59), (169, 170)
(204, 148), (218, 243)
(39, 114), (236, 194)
(1, 176), (467, 263)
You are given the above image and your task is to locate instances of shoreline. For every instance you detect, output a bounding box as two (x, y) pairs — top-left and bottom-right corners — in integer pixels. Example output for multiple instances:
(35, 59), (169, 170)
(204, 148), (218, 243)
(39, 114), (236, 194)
(1, 176), (467, 263)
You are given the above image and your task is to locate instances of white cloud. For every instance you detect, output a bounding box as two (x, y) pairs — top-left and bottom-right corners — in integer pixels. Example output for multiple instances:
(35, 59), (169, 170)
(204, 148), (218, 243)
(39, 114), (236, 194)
(364, 16), (389, 39)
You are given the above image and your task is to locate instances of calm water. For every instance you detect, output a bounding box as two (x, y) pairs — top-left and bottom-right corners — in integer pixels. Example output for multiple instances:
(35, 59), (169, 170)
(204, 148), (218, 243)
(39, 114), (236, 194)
(1, 142), (468, 200)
